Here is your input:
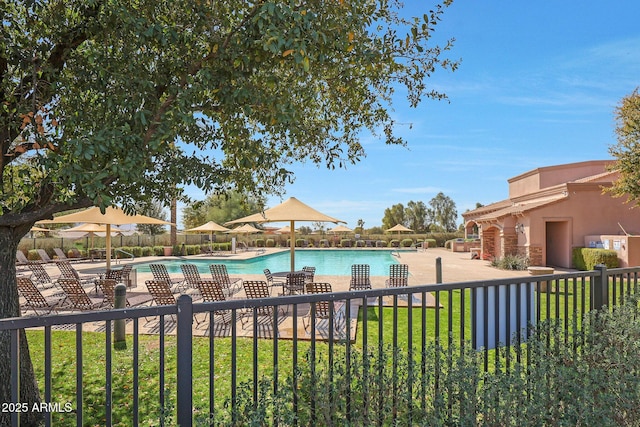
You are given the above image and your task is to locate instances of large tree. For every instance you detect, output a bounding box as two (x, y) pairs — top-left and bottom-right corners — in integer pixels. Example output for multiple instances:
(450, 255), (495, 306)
(428, 192), (458, 232)
(382, 203), (407, 230)
(405, 200), (429, 232)
(0, 0), (457, 421)
(182, 191), (265, 229)
(608, 88), (640, 203)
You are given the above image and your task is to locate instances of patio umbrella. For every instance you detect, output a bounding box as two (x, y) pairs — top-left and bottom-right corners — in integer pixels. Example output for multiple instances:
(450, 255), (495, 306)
(227, 224), (263, 234)
(276, 225), (297, 234)
(184, 221), (230, 249)
(226, 197), (345, 270)
(43, 206), (171, 269)
(226, 224), (263, 252)
(30, 226), (51, 232)
(328, 224), (353, 233)
(59, 223), (123, 249)
(385, 224), (413, 234)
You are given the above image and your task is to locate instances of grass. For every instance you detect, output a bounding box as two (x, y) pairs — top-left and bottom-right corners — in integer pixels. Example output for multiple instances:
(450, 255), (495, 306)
(24, 276), (634, 425)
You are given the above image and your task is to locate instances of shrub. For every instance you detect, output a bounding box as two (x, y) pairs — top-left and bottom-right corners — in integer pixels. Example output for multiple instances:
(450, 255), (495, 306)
(491, 254), (529, 270)
(424, 238), (436, 248)
(265, 238), (275, 248)
(141, 246), (153, 257)
(212, 298), (640, 426)
(184, 245), (200, 255)
(400, 238), (413, 247)
(255, 239), (265, 248)
(131, 246), (143, 257)
(27, 249), (40, 261)
(213, 242), (231, 251)
(153, 246), (164, 256)
(572, 247), (619, 270)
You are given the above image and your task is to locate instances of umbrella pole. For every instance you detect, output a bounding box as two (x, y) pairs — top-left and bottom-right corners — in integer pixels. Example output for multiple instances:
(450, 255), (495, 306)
(290, 220), (295, 271)
(106, 224), (112, 270)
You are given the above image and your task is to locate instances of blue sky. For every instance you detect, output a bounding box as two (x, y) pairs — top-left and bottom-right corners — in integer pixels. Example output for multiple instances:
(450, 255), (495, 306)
(181, 2), (640, 230)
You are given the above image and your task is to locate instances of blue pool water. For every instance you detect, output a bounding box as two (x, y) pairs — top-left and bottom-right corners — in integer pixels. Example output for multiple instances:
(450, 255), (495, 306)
(135, 249), (402, 276)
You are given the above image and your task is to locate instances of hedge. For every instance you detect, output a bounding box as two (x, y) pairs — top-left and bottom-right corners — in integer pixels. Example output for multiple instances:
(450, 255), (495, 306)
(572, 247), (619, 270)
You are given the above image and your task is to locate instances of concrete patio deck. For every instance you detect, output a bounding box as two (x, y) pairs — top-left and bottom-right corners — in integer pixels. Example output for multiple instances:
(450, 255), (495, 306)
(17, 247), (542, 340)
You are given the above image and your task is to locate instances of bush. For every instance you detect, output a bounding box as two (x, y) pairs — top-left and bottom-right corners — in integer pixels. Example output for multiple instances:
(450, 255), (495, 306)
(572, 247), (619, 270)
(255, 239), (265, 248)
(491, 254), (529, 270)
(423, 238), (436, 248)
(27, 249), (40, 261)
(400, 238), (413, 247)
(265, 238), (275, 248)
(141, 246), (153, 257)
(184, 245), (200, 255)
(153, 246), (165, 256)
(213, 298), (640, 426)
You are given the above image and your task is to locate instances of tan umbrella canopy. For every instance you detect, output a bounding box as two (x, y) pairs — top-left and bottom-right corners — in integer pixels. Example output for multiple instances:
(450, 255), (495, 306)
(385, 224), (413, 233)
(59, 223), (124, 249)
(328, 224), (353, 233)
(185, 221), (230, 250)
(61, 223), (124, 234)
(226, 224), (263, 234)
(226, 197), (345, 270)
(30, 226), (51, 232)
(276, 225), (297, 234)
(43, 206), (170, 268)
(185, 220), (230, 233)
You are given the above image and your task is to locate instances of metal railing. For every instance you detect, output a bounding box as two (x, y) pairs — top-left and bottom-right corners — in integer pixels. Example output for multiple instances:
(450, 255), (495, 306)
(1, 265), (639, 426)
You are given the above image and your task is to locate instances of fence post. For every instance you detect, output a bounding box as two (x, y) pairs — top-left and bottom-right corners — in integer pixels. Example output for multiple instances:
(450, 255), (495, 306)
(176, 295), (193, 427)
(593, 264), (609, 311)
(114, 283), (127, 350)
(436, 257), (442, 284)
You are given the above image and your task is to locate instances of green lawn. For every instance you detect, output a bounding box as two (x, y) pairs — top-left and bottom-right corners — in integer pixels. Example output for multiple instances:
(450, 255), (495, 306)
(24, 276), (633, 425)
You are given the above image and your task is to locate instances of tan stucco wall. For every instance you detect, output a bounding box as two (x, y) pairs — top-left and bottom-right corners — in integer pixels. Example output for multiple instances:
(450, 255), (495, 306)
(584, 235), (640, 268)
(508, 160), (613, 199)
(525, 188), (640, 268)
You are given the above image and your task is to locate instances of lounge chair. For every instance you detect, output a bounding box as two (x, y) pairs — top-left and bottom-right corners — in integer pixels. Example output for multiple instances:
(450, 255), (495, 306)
(55, 260), (96, 286)
(241, 280), (279, 328)
(303, 282), (344, 337)
(283, 272), (306, 296)
(37, 249), (54, 263)
(16, 250), (30, 266)
(181, 264), (204, 289)
(385, 264), (409, 287)
(263, 268), (285, 294)
(96, 278), (130, 308)
(145, 279), (177, 307)
(196, 280), (233, 329)
(350, 264), (371, 290)
(27, 261), (58, 289)
(104, 264), (134, 288)
(17, 276), (65, 315)
(209, 264), (242, 296)
(69, 248), (90, 261)
(150, 263), (185, 292)
(57, 278), (105, 311)
(143, 279), (178, 325)
(53, 248), (69, 261)
(302, 266), (316, 284)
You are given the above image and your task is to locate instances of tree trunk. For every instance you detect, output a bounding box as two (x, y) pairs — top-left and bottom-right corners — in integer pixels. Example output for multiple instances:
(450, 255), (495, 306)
(170, 197), (177, 247)
(0, 226), (43, 426)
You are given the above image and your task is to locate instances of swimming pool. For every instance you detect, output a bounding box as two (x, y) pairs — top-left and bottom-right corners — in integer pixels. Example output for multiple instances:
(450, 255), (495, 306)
(135, 249), (403, 276)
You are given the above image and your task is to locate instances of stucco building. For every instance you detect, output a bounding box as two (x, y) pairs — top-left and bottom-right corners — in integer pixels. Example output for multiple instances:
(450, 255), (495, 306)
(462, 160), (640, 268)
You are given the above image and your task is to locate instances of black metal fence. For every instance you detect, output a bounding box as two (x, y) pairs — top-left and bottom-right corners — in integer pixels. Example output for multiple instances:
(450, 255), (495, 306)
(1, 265), (639, 426)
